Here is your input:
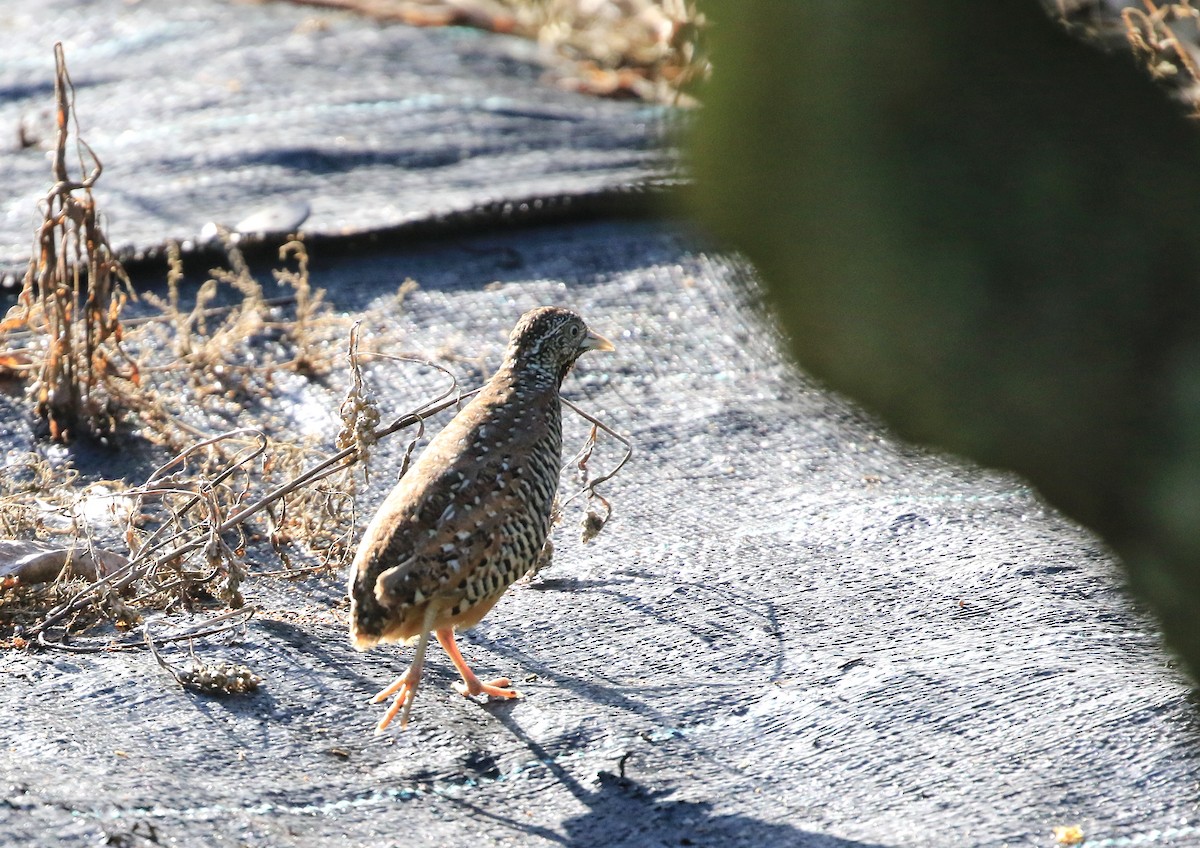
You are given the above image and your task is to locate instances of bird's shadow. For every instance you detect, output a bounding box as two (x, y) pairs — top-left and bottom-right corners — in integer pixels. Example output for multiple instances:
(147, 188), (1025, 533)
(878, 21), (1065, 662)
(468, 572), (790, 738)
(445, 711), (888, 848)
(252, 616), (382, 694)
(145, 615), (379, 752)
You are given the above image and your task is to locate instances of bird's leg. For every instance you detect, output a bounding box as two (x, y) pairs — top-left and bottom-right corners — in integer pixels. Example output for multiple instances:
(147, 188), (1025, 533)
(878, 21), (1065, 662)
(435, 628), (520, 700)
(372, 608), (437, 731)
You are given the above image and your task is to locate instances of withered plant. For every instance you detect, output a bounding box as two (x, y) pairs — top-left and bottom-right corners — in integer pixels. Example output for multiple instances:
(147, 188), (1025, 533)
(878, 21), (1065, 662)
(0, 44), (139, 443)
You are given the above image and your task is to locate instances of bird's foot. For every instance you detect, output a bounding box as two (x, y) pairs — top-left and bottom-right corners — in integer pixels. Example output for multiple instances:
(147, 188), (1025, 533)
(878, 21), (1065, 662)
(372, 672), (420, 731)
(453, 676), (520, 700)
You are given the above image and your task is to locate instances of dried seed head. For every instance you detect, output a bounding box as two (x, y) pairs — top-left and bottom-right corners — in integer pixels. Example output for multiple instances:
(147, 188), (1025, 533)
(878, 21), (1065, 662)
(337, 323), (381, 481)
(581, 509), (607, 544)
(177, 658), (261, 695)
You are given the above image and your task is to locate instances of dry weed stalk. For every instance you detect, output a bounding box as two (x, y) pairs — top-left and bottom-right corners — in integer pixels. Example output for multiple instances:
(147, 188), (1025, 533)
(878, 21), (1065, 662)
(273, 238), (328, 374)
(336, 322), (383, 478)
(347, 349), (466, 478)
(133, 234), (348, 455)
(161, 233), (273, 411)
(0, 44), (139, 443)
(559, 396), (632, 543)
(260, 436), (360, 574)
(528, 395), (632, 579)
(0, 452), (138, 638)
(0, 452), (79, 539)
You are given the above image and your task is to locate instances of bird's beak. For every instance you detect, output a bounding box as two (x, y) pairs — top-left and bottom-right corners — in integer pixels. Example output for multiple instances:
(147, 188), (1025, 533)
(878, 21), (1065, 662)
(581, 329), (615, 352)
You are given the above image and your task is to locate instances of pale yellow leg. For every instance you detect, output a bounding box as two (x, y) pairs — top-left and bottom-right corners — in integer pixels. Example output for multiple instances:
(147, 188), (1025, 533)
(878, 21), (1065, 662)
(435, 628), (520, 700)
(372, 607), (437, 731)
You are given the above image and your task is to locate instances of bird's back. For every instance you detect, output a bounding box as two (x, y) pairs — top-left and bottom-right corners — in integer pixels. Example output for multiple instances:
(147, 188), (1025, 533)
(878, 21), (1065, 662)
(349, 368), (563, 647)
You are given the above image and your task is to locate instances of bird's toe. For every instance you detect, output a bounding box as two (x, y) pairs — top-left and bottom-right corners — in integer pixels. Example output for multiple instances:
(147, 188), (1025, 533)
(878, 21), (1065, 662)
(454, 676), (520, 700)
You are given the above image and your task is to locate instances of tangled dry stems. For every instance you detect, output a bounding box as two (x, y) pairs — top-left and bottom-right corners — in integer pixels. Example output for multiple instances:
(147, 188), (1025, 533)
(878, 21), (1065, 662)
(0, 43), (630, 679)
(0, 47), (375, 645)
(146, 610), (262, 695)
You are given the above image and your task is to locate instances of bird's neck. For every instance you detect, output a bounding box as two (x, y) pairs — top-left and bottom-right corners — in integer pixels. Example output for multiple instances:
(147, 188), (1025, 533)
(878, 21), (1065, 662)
(481, 361), (564, 436)
(494, 356), (568, 394)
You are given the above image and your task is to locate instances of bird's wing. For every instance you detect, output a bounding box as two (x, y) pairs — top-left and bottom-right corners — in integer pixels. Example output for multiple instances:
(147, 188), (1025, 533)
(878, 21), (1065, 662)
(373, 483), (524, 605)
(368, 429), (542, 613)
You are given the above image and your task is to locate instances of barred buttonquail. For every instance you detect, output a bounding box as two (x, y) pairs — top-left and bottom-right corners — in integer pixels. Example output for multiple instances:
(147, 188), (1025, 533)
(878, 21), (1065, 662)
(349, 306), (614, 730)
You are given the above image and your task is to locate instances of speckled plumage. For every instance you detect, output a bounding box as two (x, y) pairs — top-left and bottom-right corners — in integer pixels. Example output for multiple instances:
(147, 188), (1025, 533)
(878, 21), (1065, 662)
(349, 306), (613, 730)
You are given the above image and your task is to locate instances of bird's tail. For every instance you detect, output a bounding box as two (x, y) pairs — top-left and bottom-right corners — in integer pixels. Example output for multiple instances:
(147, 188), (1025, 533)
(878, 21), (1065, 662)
(348, 568), (387, 650)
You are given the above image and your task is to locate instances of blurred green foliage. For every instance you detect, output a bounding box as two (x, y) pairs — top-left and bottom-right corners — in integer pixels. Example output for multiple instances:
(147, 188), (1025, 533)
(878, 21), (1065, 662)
(691, 1), (1200, 680)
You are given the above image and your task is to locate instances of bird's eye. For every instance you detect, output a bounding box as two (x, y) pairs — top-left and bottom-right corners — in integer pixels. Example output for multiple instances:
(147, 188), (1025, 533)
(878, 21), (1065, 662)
(567, 324), (582, 338)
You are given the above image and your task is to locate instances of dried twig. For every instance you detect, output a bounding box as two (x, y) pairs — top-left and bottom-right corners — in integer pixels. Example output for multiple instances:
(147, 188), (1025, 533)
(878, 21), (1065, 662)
(354, 350), (466, 479)
(559, 395), (633, 540)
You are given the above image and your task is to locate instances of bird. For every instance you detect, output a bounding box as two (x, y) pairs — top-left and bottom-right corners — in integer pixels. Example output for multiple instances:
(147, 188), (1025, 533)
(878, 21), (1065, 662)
(348, 306), (615, 731)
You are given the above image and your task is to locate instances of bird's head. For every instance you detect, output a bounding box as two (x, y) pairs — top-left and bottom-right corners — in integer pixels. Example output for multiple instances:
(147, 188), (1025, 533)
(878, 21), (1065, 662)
(505, 306), (614, 384)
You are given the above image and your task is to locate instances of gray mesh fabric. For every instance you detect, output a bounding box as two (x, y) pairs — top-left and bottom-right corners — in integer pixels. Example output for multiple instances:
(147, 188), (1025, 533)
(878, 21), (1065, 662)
(0, 2), (1196, 846)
